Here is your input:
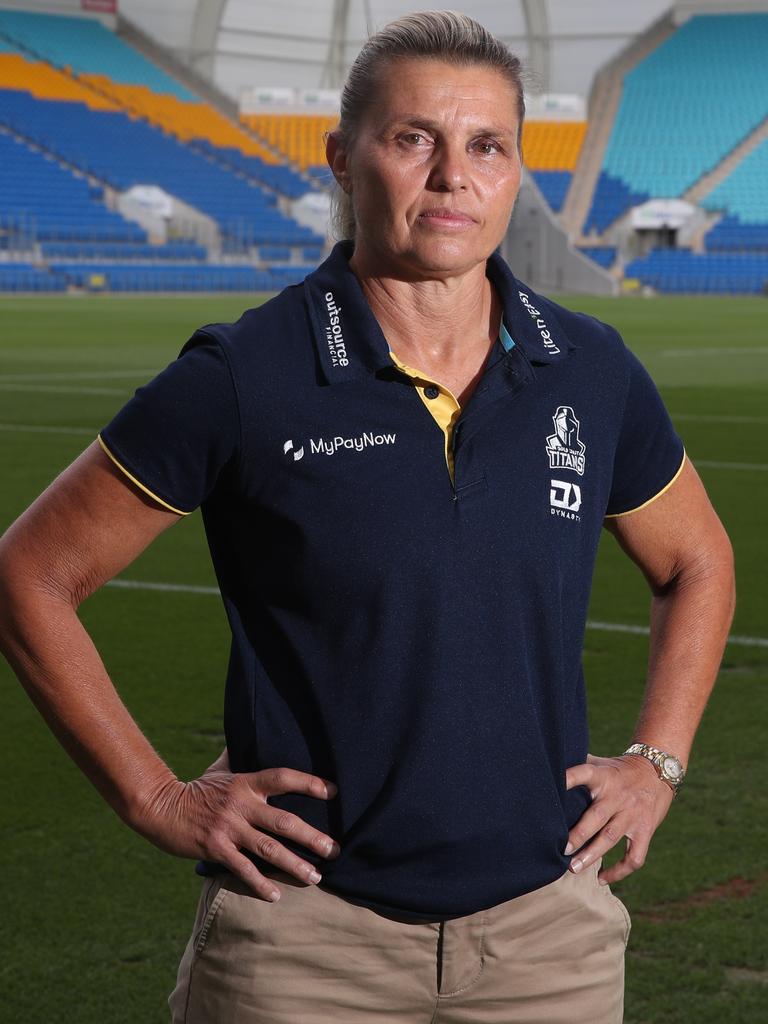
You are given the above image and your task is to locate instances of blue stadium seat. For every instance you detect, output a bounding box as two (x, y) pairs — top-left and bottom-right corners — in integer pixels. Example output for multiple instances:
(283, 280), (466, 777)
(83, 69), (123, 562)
(0, 91), (325, 249)
(625, 248), (768, 293)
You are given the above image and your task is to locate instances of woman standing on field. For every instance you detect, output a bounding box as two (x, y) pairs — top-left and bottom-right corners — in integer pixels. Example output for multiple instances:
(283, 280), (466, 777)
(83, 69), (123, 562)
(0, 11), (733, 1023)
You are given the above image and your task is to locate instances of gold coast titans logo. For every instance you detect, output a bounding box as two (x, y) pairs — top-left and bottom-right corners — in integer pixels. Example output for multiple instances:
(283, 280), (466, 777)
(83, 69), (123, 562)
(546, 406), (586, 476)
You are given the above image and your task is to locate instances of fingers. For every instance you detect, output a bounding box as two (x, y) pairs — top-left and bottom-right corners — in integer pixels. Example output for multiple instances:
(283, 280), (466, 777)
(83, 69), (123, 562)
(214, 845), (284, 903)
(563, 755), (673, 883)
(252, 766), (338, 801)
(568, 811), (632, 875)
(236, 823), (326, 886)
(597, 836), (650, 885)
(565, 762), (597, 794)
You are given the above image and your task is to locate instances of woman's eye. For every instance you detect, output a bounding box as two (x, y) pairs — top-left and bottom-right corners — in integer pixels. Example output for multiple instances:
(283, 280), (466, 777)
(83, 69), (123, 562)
(473, 139), (500, 155)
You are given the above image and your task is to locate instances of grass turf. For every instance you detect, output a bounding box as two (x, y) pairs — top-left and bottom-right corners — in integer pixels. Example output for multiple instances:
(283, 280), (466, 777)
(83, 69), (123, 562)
(0, 293), (765, 1022)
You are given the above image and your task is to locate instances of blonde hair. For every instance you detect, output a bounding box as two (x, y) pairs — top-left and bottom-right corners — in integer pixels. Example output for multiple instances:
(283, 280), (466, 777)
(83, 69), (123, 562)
(328, 10), (525, 240)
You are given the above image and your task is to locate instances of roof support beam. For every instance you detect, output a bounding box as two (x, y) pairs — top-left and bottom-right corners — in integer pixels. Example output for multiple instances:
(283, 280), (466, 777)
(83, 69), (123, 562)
(522, 0), (551, 94)
(188, 0), (227, 79)
(321, 0), (351, 88)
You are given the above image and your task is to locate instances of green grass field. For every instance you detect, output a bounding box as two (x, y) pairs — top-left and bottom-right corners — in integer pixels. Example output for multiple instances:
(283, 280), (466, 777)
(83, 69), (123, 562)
(1, 293), (766, 1022)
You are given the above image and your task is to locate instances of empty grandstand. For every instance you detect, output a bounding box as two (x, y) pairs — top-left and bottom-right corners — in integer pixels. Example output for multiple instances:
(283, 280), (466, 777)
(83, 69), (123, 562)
(0, 2), (767, 295)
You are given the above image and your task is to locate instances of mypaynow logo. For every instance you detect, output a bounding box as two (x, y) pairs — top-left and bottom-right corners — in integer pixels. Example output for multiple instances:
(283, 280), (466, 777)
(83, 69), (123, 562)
(284, 432), (397, 460)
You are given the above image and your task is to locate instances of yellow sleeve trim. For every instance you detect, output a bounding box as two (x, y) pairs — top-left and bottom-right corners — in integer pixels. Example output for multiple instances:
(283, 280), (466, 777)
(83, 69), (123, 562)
(97, 434), (191, 516)
(604, 449), (687, 519)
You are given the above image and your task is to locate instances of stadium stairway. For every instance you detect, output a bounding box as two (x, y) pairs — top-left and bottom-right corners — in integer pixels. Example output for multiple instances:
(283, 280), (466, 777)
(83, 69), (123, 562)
(560, 10), (676, 239)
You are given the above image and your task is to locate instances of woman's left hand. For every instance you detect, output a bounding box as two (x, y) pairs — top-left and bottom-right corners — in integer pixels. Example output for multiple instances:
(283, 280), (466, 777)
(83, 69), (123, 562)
(564, 753), (675, 885)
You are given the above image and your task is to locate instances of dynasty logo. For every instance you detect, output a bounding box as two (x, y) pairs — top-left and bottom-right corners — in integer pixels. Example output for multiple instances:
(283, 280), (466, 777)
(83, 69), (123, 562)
(546, 406), (586, 476)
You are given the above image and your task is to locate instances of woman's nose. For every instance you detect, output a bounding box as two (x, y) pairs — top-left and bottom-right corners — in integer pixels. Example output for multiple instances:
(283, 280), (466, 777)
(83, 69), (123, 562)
(428, 143), (469, 191)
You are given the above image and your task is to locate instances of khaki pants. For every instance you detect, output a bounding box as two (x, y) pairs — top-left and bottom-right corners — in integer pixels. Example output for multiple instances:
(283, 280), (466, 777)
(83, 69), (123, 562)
(169, 860), (630, 1023)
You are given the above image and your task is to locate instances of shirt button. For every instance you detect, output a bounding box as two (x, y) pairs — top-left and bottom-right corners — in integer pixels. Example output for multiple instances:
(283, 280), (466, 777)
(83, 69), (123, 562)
(424, 385), (440, 399)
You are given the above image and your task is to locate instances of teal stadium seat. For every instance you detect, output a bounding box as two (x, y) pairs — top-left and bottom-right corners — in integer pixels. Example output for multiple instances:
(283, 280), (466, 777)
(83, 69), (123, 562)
(0, 9), (194, 99)
(585, 14), (768, 232)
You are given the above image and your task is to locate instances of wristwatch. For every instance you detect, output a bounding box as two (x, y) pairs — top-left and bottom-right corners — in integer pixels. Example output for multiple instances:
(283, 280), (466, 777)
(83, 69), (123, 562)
(622, 742), (686, 795)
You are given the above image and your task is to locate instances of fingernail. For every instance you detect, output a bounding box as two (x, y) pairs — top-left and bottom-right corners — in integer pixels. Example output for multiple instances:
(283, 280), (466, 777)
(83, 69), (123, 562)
(571, 859), (583, 873)
(325, 782), (338, 797)
(598, 877), (608, 886)
(564, 842), (574, 855)
(269, 889), (281, 902)
(309, 869), (322, 884)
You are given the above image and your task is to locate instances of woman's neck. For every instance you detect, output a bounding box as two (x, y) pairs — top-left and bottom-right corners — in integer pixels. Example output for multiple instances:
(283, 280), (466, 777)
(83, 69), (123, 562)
(350, 252), (501, 373)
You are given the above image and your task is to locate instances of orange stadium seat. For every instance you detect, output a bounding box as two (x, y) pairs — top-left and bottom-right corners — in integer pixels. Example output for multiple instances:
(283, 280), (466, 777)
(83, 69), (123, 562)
(242, 113), (338, 170)
(0, 53), (117, 110)
(521, 121), (586, 172)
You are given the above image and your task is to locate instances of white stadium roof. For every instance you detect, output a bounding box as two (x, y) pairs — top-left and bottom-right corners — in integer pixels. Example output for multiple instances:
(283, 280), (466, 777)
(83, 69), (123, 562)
(118, 0), (686, 103)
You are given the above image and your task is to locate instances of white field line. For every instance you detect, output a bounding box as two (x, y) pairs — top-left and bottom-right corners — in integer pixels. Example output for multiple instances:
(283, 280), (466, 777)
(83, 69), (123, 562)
(673, 414), (768, 425)
(0, 422), (94, 435)
(661, 346), (768, 357)
(106, 579), (220, 595)
(0, 383), (126, 395)
(104, 579), (768, 649)
(695, 460), (768, 472)
(587, 620), (768, 650)
(0, 369), (157, 382)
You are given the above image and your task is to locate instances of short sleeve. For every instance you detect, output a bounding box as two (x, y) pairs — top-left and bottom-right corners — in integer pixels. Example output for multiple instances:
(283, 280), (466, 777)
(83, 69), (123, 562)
(605, 346), (685, 518)
(97, 331), (240, 515)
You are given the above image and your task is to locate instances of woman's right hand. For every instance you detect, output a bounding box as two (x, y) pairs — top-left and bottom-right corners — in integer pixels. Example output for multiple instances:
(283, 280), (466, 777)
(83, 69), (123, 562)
(134, 755), (341, 902)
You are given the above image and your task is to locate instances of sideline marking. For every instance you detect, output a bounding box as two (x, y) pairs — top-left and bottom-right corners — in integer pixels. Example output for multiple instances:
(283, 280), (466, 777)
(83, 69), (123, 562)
(0, 422), (93, 435)
(106, 579), (220, 595)
(0, 383), (126, 395)
(0, 369), (157, 382)
(661, 346), (768, 357)
(695, 460), (768, 473)
(103, 579), (768, 649)
(586, 620), (768, 650)
(673, 414), (768, 425)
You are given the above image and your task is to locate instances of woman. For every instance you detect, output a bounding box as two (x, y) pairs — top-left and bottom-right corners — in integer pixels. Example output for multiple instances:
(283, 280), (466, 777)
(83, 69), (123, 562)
(0, 11), (734, 1024)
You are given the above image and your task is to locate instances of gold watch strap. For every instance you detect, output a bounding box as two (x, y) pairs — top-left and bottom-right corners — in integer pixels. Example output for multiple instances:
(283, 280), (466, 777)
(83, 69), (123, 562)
(622, 743), (685, 794)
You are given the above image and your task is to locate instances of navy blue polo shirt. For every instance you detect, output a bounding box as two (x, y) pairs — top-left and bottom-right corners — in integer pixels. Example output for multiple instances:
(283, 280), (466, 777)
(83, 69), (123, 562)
(97, 241), (685, 921)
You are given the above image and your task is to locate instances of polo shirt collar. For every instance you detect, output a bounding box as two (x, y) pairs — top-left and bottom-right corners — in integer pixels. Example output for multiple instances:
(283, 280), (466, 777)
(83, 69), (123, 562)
(303, 241), (576, 385)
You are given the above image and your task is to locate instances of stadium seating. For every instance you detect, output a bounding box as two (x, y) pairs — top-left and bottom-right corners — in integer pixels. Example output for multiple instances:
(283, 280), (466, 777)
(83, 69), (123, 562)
(0, 131), (146, 243)
(0, 9), (193, 99)
(585, 13), (768, 233)
(625, 248), (768, 294)
(243, 113), (338, 170)
(578, 247), (617, 269)
(0, 11), (318, 197)
(701, 137), (768, 229)
(522, 121), (585, 212)
(704, 215), (768, 253)
(0, 263), (66, 291)
(48, 262), (317, 292)
(41, 241), (207, 261)
(0, 91), (323, 249)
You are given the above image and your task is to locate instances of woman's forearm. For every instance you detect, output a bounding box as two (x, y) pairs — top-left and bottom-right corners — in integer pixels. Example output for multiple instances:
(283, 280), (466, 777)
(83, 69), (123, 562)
(630, 540), (735, 764)
(0, 576), (178, 828)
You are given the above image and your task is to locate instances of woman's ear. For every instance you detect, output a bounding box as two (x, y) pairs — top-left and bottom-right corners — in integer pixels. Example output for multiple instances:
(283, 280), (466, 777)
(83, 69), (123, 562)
(326, 131), (352, 193)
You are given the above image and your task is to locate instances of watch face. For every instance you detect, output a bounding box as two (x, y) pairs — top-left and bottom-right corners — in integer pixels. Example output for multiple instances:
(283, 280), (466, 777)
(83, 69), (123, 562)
(663, 756), (684, 780)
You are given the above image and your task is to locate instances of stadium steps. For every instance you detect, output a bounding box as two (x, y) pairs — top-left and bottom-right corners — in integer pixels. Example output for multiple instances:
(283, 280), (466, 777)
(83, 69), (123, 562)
(683, 113), (768, 206)
(560, 10), (676, 241)
(688, 212), (723, 254)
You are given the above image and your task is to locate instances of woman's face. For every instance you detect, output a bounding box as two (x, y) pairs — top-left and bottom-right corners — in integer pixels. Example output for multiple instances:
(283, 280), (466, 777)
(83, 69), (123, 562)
(330, 58), (523, 279)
